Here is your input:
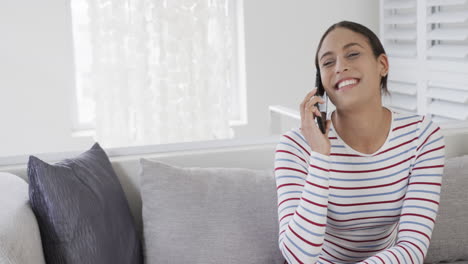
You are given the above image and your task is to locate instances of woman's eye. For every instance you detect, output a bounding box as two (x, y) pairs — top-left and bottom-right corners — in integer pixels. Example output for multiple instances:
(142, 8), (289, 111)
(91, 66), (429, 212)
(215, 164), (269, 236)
(348, 52), (360, 58)
(323, 60), (334, 67)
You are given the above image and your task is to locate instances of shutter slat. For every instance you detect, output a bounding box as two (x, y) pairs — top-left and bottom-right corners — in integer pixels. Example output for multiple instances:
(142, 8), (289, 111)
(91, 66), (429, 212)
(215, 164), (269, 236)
(427, 45), (468, 58)
(385, 44), (417, 57)
(427, 0), (467, 6)
(428, 80), (468, 92)
(384, 0), (416, 9)
(388, 82), (417, 95)
(385, 29), (417, 40)
(427, 87), (468, 103)
(387, 94), (417, 111)
(384, 14), (417, 24)
(427, 11), (468, 23)
(428, 29), (468, 40)
(429, 100), (468, 120)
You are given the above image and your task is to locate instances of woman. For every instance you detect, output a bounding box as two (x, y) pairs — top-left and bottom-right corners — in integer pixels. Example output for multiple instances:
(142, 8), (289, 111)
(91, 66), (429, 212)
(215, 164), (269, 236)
(274, 21), (445, 264)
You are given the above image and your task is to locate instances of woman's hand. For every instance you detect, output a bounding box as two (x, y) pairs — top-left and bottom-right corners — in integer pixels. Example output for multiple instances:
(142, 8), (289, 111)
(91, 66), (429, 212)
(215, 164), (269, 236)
(299, 88), (332, 156)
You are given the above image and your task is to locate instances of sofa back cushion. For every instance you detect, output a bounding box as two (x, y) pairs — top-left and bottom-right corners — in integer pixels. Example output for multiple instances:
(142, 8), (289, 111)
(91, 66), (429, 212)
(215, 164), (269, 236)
(424, 155), (468, 263)
(0, 172), (46, 264)
(27, 143), (143, 264)
(139, 158), (285, 264)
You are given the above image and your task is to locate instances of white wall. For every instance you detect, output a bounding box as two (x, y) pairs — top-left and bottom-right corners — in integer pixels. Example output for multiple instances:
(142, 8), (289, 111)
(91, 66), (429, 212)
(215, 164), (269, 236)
(0, 0), (91, 157)
(0, 0), (378, 157)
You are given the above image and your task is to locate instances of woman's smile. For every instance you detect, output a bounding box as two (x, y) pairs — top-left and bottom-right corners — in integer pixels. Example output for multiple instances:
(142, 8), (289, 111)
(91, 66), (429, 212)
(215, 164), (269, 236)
(335, 77), (360, 92)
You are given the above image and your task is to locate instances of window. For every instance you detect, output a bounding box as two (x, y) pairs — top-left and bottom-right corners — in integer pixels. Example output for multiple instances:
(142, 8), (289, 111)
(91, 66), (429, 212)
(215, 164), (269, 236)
(70, 0), (246, 147)
(380, 0), (468, 127)
(71, 0), (94, 129)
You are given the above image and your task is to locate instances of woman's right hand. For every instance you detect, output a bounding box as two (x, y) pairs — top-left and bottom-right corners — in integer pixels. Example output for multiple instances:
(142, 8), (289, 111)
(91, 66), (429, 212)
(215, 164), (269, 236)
(299, 88), (332, 156)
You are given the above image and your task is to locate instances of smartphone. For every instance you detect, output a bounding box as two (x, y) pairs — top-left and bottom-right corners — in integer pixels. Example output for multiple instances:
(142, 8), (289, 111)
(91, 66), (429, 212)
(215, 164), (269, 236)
(314, 71), (328, 134)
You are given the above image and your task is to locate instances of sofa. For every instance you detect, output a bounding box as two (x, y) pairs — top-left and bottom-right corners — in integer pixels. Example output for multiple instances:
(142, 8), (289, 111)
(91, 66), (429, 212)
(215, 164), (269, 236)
(1, 128), (468, 264)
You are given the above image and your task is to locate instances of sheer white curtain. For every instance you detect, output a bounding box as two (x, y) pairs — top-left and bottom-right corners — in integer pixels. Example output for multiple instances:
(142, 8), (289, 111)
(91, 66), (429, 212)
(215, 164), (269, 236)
(85, 0), (235, 148)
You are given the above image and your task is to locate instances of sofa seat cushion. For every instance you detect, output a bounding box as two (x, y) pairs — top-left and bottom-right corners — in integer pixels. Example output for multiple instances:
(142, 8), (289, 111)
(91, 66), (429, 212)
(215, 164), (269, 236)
(27, 143), (142, 264)
(139, 159), (285, 264)
(424, 155), (468, 263)
(0, 172), (46, 264)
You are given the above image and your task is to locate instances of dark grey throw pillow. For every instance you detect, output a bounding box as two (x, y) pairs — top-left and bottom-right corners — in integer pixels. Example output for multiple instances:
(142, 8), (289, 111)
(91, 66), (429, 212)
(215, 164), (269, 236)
(27, 143), (142, 264)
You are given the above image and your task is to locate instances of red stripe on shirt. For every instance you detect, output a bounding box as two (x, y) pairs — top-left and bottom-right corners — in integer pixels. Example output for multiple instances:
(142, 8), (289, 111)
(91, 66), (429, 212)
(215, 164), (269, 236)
(328, 195), (404, 207)
(296, 211), (327, 227)
(376, 137), (418, 156)
(393, 120), (422, 132)
(276, 150), (307, 163)
(275, 166), (307, 175)
(305, 180), (329, 190)
(399, 240), (425, 259)
(398, 229), (430, 240)
(397, 245), (414, 264)
(278, 197), (300, 207)
(415, 145), (445, 160)
(283, 242), (304, 264)
(412, 164), (444, 171)
(388, 249), (401, 264)
(327, 214), (400, 223)
(280, 213), (294, 222)
(284, 134), (310, 156)
(310, 164), (330, 172)
(408, 182), (441, 186)
(289, 225), (323, 247)
(416, 127), (440, 151)
(302, 197), (328, 208)
(400, 213), (435, 223)
(403, 197), (439, 205)
(376, 255), (385, 264)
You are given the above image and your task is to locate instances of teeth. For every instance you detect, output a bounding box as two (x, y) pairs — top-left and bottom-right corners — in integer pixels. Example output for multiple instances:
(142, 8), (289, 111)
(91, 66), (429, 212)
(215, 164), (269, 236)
(338, 79), (358, 89)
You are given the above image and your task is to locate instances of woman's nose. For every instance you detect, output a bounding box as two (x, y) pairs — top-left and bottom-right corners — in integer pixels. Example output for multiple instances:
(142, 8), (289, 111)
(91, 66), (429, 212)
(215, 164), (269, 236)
(335, 58), (349, 74)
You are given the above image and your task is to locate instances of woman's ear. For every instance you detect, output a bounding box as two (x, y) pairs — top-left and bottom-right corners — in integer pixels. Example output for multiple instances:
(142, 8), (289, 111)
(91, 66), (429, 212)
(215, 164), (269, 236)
(378, 53), (389, 77)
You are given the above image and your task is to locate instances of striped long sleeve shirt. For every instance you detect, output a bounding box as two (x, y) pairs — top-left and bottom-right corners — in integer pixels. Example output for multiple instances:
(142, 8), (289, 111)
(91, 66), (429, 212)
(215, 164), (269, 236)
(274, 109), (445, 264)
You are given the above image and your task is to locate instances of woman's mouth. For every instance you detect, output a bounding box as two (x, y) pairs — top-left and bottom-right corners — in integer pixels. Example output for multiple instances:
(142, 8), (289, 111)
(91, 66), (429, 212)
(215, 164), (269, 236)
(335, 78), (360, 92)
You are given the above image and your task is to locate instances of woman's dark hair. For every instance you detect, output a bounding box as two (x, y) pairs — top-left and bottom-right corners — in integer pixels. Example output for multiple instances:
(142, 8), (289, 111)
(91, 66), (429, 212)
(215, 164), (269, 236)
(314, 21), (389, 97)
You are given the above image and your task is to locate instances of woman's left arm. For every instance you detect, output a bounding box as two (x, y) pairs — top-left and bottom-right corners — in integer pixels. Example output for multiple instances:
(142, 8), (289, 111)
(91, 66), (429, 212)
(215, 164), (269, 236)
(359, 117), (446, 264)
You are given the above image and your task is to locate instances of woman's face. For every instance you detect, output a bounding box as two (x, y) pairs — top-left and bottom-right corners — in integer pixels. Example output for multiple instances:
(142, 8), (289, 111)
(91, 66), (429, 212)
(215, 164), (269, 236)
(317, 27), (388, 111)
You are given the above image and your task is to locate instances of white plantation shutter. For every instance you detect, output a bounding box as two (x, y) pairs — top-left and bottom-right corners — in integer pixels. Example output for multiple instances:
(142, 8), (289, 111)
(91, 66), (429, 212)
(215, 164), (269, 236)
(380, 0), (468, 128)
(381, 0), (417, 58)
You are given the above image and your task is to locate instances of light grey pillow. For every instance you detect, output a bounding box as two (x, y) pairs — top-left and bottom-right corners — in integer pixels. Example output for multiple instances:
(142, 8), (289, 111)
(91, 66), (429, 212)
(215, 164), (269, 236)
(0, 172), (46, 264)
(139, 159), (285, 264)
(425, 155), (468, 263)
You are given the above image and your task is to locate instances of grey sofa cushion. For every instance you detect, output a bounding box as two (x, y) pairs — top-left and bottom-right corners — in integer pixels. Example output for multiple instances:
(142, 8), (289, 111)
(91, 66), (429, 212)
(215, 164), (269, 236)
(139, 158), (284, 264)
(424, 155), (468, 264)
(27, 143), (143, 264)
(0, 172), (46, 264)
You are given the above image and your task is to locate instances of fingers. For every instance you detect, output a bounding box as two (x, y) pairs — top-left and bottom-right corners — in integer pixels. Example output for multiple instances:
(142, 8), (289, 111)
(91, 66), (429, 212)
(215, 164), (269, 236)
(300, 88), (317, 118)
(305, 99), (324, 118)
(300, 88), (325, 118)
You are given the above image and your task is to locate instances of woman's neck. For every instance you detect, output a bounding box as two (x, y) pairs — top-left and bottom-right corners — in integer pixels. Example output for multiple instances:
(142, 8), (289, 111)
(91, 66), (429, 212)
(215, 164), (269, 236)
(331, 105), (392, 154)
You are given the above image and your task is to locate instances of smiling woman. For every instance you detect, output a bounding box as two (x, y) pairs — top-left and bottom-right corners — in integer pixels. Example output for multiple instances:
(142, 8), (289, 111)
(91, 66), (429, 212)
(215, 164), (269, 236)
(275, 21), (445, 264)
